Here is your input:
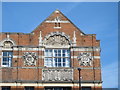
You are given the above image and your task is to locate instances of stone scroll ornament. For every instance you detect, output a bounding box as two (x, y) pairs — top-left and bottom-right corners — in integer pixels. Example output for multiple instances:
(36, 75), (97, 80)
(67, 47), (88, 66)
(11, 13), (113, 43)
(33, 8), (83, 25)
(43, 32), (72, 47)
(23, 52), (38, 66)
(78, 52), (93, 66)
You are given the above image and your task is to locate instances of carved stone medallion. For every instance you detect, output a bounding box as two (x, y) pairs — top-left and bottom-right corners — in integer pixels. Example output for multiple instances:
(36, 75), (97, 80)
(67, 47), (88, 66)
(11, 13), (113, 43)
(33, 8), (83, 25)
(78, 52), (93, 66)
(23, 52), (38, 66)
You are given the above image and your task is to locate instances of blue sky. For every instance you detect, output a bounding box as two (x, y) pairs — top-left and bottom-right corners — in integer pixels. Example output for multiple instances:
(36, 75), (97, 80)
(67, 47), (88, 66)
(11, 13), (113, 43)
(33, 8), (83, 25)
(2, 2), (118, 88)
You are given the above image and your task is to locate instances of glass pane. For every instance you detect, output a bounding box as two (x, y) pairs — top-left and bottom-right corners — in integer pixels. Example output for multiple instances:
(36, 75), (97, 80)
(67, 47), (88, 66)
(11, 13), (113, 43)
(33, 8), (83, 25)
(8, 52), (13, 57)
(53, 58), (56, 67)
(3, 62), (8, 65)
(3, 57), (8, 62)
(62, 50), (65, 53)
(45, 50), (48, 56)
(58, 58), (61, 67)
(45, 58), (48, 67)
(8, 57), (12, 61)
(65, 58), (70, 67)
(58, 50), (61, 57)
(63, 63), (65, 67)
(58, 63), (61, 67)
(44, 58), (53, 67)
(3, 57), (10, 66)
(58, 58), (61, 62)
(45, 49), (52, 57)
(3, 52), (8, 56)
(48, 50), (52, 57)
(54, 49), (57, 57)
(66, 50), (70, 57)
(63, 58), (65, 62)
(55, 58), (57, 63)
(3, 52), (13, 57)
(55, 58), (57, 67)
(44, 58), (48, 66)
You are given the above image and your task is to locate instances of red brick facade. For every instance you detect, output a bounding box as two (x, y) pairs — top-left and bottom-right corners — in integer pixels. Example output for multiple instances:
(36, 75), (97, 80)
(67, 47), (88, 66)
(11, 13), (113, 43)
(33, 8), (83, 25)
(0, 10), (102, 90)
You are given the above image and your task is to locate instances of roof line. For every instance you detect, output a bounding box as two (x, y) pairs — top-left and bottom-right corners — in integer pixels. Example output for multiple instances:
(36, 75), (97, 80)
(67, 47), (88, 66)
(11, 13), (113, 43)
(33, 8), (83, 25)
(31, 10), (57, 33)
(31, 9), (86, 35)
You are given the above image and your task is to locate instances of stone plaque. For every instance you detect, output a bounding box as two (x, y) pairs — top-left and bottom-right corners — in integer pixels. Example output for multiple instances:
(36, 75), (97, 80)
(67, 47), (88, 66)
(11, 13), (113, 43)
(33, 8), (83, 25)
(78, 52), (93, 66)
(42, 69), (73, 81)
(23, 52), (38, 66)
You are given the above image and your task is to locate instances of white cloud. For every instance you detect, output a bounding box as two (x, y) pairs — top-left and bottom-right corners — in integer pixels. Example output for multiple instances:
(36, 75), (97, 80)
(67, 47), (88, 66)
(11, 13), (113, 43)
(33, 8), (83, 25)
(102, 61), (118, 88)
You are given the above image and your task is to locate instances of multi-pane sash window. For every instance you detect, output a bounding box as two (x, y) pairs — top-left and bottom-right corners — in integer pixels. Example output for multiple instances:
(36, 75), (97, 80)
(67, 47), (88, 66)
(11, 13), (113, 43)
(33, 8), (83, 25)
(82, 87), (91, 90)
(45, 87), (71, 90)
(2, 51), (13, 67)
(44, 49), (70, 67)
(25, 87), (34, 90)
(2, 87), (11, 90)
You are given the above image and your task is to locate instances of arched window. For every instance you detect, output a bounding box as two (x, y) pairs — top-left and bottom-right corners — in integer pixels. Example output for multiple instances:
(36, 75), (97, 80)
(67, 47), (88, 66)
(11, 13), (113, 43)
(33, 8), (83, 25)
(1, 41), (13, 67)
(0, 38), (15, 67)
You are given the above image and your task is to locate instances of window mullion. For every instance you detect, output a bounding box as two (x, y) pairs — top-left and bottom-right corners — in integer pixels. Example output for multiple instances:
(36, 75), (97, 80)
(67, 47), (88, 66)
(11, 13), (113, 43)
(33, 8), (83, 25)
(61, 50), (63, 67)
(53, 49), (54, 67)
(56, 49), (57, 67)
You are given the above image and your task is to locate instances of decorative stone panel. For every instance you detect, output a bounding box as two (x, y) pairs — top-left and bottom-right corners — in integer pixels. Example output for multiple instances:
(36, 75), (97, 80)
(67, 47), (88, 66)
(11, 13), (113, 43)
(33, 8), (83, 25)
(23, 52), (38, 66)
(78, 52), (93, 66)
(43, 32), (72, 48)
(42, 69), (73, 81)
(3, 41), (13, 48)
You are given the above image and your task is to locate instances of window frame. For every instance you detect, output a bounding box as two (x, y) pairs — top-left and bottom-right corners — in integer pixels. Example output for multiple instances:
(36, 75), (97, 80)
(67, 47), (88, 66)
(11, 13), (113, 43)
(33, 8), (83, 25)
(44, 87), (71, 90)
(2, 86), (11, 90)
(1, 51), (13, 67)
(82, 87), (92, 90)
(24, 87), (34, 90)
(44, 49), (71, 67)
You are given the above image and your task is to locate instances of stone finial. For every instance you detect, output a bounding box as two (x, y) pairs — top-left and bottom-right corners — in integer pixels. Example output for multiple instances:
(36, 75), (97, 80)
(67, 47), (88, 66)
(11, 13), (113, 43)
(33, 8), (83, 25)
(73, 31), (76, 46)
(55, 9), (60, 13)
(7, 33), (10, 39)
(39, 31), (42, 46)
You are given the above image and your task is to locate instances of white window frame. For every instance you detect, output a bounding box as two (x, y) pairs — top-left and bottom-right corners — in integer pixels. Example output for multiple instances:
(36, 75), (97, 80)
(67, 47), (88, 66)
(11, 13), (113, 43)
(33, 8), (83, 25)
(1, 51), (13, 67)
(44, 49), (70, 67)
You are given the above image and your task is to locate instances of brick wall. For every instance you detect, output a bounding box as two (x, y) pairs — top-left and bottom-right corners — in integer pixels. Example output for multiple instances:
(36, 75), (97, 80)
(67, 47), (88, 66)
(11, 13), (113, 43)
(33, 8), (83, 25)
(0, 10), (102, 89)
